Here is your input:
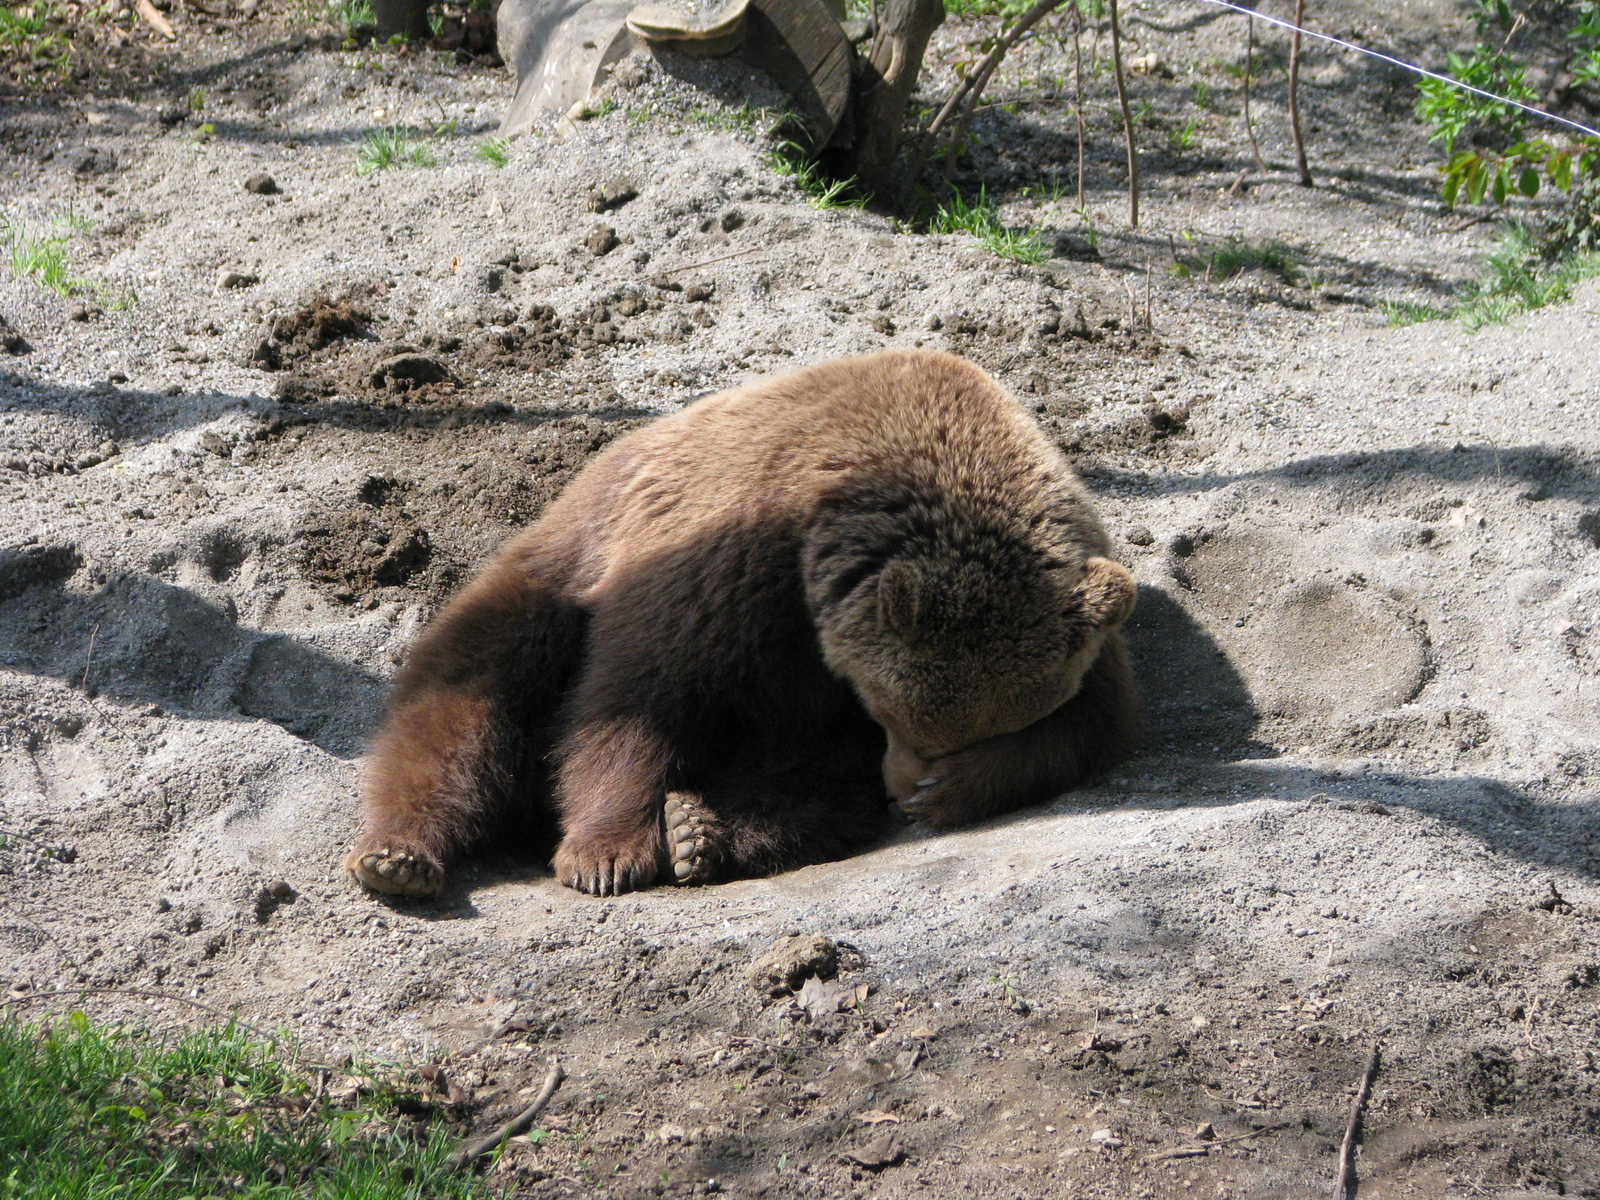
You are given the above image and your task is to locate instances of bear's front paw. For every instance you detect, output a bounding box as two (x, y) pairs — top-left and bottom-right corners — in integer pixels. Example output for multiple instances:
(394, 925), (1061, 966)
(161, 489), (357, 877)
(343, 839), (446, 898)
(553, 830), (662, 896)
(896, 751), (990, 828)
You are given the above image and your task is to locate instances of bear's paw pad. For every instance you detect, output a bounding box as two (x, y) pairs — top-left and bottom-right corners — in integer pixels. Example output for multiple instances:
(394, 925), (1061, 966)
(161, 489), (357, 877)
(665, 791), (713, 885)
(343, 842), (444, 898)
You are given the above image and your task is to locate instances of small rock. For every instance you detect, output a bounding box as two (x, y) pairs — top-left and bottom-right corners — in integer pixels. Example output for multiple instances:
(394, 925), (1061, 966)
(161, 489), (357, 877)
(1127, 52), (1171, 77)
(1194, 1122), (1215, 1140)
(748, 933), (839, 997)
(843, 1132), (903, 1169)
(1125, 525), (1155, 546)
(869, 314), (895, 335)
(657, 1122), (687, 1143)
(67, 146), (117, 176)
(68, 304), (96, 322)
(243, 171), (279, 195)
(586, 224), (619, 256)
(651, 274), (684, 292)
(683, 280), (714, 303)
(923, 312), (943, 331)
(369, 352), (454, 389)
(200, 431), (230, 456)
(217, 270), (259, 290)
(588, 177), (638, 213)
(108, 370), (127, 383)
(1089, 1128), (1122, 1147)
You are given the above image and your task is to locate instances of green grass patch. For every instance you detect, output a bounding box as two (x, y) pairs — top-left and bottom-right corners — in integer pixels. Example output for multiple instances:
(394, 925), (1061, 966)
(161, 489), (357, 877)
(687, 101), (771, 134)
(0, 2), (71, 79)
(930, 187), (1050, 264)
(1201, 237), (1299, 281)
(1383, 299), (1451, 326)
(4, 221), (82, 296)
(1454, 225), (1600, 328)
(765, 141), (871, 210)
(942, 0), (1031, 17)
(475, 136), (511, 168)
(1167, 117), (1202, 153)
(0, 1011), (496, 1200)
(355, 124), (437, 175)
(330, 0), (375, 27)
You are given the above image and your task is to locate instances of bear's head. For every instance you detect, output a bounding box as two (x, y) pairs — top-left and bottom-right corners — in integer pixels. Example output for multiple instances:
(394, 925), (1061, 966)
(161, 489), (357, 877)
(810, 545), (1136, 796)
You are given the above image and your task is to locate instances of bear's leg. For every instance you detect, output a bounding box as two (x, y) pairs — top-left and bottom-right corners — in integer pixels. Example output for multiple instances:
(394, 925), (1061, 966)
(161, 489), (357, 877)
(551, 713), (677, 896)
(346, 557), (584, 897)
(900, 631), (1141, 828)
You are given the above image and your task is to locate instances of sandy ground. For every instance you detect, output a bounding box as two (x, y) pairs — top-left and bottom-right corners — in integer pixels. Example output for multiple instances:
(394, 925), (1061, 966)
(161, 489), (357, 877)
(3, 0), (1600, 1195)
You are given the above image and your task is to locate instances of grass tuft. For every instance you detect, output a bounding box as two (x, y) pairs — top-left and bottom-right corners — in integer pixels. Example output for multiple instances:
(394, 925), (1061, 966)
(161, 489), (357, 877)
(474, 135), (511, 168)
(930, 187), (1050, 263)
(765, 141), (871, 210)
(1201, 237), (1299, 281)
(4, 222), (81, 296)
(355, 124), (437, 175)
(0, 1011), (496, 1199)
(1383, 300), (1450, 326)
(1455, 226), (1600, 328)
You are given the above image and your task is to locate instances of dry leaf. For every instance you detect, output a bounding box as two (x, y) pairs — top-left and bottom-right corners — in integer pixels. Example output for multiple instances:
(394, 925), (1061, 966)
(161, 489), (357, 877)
(857, 1109), (900, 1125)
(797, 975), (861, 1021)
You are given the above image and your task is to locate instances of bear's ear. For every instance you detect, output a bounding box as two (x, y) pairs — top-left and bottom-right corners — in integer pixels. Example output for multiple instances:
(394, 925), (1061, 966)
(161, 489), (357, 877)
(878, 561), (923, 637)
(1075, 557), (1137, 629)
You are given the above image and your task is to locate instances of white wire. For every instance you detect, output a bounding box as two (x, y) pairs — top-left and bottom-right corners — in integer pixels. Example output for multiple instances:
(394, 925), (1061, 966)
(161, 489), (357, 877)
(1191, 0), (1600, 142)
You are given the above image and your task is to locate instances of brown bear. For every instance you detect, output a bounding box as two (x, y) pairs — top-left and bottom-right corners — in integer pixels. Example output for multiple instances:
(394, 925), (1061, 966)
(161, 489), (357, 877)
(343, 349), (1139, 898)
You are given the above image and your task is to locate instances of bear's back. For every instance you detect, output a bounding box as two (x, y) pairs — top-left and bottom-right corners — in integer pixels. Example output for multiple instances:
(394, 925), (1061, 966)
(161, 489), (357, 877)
(539, 350), (1104, 594)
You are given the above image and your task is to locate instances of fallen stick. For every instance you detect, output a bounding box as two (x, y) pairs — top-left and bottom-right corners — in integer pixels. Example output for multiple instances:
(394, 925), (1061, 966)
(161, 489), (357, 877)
(135, 0), (176, 39)
(1333, 1042), (1381, 1200)
(658, 246), (767, 277)
(1143, 1120), (1291, 1162)
(447, 1059), (564, 1171)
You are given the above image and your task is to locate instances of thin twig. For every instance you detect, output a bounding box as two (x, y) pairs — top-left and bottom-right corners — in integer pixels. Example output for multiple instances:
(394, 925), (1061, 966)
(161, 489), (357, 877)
(447, 1059), (564, 1171)
(1243, 7), (1265, 169)
(937, 0), (1071, 191)
(1334, 1042), (1381, 1200)
(659, 246), (767, 277)
(1523, 993), (1542, 1052)
(1287, 0), (1312, 186)
(1108, 0), (1139, 227)
(80, 622), (99, 692)
(295, 1067), (330, 1127)
(926, 0), (1067, 143)
(1072, 3), (1086, 208)
(3, 984), (280, 1047)
(1144, 1120), (1292, 1162)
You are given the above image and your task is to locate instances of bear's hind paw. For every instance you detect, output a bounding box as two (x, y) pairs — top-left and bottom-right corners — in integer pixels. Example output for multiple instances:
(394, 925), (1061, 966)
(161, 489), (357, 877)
(665, 792), (716, 885)
(343, 842), (445, 898)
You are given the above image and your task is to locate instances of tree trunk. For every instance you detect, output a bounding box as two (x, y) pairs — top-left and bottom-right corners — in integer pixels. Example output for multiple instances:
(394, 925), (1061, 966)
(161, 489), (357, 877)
(847, 0), (946, 202)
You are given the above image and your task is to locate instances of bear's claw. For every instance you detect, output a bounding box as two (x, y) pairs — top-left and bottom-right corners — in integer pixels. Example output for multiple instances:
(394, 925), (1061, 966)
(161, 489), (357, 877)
(665, 792), (713, 885)
(343, 842), (445, 898)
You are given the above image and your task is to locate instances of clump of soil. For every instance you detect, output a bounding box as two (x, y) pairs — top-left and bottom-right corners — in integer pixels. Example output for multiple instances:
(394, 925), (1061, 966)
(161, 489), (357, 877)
(250, 294), (372, 372)
(297, 477), (432, 604)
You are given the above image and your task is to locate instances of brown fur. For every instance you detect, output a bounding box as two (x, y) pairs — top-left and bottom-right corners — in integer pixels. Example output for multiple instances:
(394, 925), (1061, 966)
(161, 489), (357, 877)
(343, 349), (1140, 897)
